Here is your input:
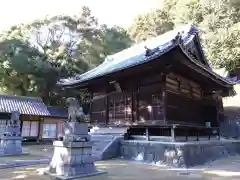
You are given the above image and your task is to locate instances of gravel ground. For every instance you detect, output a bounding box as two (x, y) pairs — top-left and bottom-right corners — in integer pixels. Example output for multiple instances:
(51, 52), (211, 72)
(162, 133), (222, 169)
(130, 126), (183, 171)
(0, 158), (240, 180)
(0, 145), (239, 179)
(22, 144), (53, 158)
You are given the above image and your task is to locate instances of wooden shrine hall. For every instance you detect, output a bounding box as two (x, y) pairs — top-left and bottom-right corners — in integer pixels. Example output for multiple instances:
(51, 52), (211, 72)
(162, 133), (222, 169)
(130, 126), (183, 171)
(58, 24), (235, 141)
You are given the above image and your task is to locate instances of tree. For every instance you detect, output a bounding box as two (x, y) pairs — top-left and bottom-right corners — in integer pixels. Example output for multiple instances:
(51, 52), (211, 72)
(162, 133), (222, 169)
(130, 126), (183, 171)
(128, 0), (240, 71)
(129, 8), (174, 42)
(0, 6), (132, 105)
(204, 23), (240, 71)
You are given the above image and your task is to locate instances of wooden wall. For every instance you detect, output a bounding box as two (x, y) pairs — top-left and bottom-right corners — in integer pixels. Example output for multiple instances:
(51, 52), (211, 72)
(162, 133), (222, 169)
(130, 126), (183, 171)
(90, 71), (219, 127)
(165, 72), (218, 126)
(90, 73), (165, 126)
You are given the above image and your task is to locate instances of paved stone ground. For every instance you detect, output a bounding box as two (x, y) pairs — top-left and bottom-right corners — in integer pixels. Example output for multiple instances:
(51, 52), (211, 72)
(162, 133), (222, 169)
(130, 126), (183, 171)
(0, 159), (240, 180)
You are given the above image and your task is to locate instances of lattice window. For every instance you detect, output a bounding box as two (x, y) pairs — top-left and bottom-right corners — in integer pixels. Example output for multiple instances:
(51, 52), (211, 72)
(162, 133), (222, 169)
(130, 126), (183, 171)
(138, 91), (164, 123)
(109, 93), (132, 125)
(152, 94), (164, 121)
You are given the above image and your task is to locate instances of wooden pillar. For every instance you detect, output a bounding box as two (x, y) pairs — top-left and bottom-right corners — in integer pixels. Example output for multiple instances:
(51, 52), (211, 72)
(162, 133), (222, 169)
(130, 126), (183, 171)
(136, 82), (140, 123)
(105, 85), (109, 125)
(89, 92), (93, 124)
(162, 74), (167, 123)
(215, 94), (222, 127)
(37, 117), (42, 142)
(196, 129), (199, 141)
(208, 128), (211, 140)
(20, 115), (23, 135)
(131, 92), (136, 123)
(185, 128), (188, 141)
(217, 127), (220, 140)
(105, 95), (109, 125)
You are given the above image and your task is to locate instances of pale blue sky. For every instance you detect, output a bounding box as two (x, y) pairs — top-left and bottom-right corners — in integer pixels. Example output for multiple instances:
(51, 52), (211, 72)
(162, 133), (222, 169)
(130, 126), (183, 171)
(0, 0), (160, 30)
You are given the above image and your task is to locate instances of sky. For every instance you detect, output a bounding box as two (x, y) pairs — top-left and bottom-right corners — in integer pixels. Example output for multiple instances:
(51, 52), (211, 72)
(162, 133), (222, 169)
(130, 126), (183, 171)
(0, 0), (160, 31)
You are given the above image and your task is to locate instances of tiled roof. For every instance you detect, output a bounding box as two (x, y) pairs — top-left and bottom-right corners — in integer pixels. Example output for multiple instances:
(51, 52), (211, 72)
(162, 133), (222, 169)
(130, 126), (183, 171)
(58, 24), (198, 86)
(0, 94), (50, 116)
(57, 24), (233, 88)
(47, 106), (68, 118)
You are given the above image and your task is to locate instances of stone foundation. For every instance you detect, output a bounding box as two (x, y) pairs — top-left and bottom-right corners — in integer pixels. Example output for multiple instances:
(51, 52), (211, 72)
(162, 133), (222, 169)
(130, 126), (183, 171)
(46, 141), (106, 179)
(0, 136), (23, 156)
(120, 140), (240, 168)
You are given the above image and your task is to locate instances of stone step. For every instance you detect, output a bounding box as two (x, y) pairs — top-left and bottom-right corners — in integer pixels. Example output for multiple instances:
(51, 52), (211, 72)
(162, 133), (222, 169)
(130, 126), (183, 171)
(89, 127), (127, 135)
(90, 134), (122, 160)
(91, 135), (116, 141)
(91, 139), (112, 143)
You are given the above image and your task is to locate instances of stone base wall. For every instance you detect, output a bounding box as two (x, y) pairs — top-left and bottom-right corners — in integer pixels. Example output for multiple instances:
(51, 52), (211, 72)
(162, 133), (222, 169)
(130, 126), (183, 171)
(220, 118), (240, 138)
(120, 140), (240, 168)
(101, 136), (122, 160)
(0, 137), (22, 155)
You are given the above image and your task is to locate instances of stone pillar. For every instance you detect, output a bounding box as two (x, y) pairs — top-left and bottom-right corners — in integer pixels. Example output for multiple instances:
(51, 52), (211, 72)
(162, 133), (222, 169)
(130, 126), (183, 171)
(0, 136), (23, 156)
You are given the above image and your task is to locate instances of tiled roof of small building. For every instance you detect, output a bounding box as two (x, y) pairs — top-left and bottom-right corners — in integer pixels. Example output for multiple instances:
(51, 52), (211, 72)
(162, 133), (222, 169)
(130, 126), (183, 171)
(0, 94), (50, 116)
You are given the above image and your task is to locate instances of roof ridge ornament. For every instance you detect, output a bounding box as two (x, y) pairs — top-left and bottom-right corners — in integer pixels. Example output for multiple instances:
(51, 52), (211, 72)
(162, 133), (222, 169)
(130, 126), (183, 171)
(144, 46), (160, 57)
(174, 32), (184, 45)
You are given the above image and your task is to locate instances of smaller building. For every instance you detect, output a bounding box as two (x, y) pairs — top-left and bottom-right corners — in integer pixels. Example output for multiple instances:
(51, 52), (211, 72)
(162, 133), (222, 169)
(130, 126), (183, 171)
(0, 94), (50, 141)
(0, 94), (68, 142)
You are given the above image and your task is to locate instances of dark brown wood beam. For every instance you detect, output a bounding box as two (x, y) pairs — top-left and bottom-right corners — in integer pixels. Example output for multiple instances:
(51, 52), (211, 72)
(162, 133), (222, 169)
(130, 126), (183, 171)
(162, 74), (167, 124)
(136, 82), (140, 123)
(131, 92), (136, 123)
(89, 92), (93, 124)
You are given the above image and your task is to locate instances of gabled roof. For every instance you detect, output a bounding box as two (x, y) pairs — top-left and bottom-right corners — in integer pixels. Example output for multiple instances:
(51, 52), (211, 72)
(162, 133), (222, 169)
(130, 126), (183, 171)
(0, 94), (50, 116)
(57, 24), (233, 88)
(47, 106), (68, 118)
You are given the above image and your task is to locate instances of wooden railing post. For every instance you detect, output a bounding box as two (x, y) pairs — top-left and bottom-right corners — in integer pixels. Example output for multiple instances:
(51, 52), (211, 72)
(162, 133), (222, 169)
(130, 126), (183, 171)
(196, 128), (199, 141)
(171, 125), (176, 142)
(217, 127), (220, 140)
(146, 127), (150, 141)
(185, 128), (188, 141)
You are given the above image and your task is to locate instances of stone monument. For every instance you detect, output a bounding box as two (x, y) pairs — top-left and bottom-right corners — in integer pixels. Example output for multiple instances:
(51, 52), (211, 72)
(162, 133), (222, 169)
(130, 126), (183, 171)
(0, 111), (23, 156)
(45, 97), (106, 179)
